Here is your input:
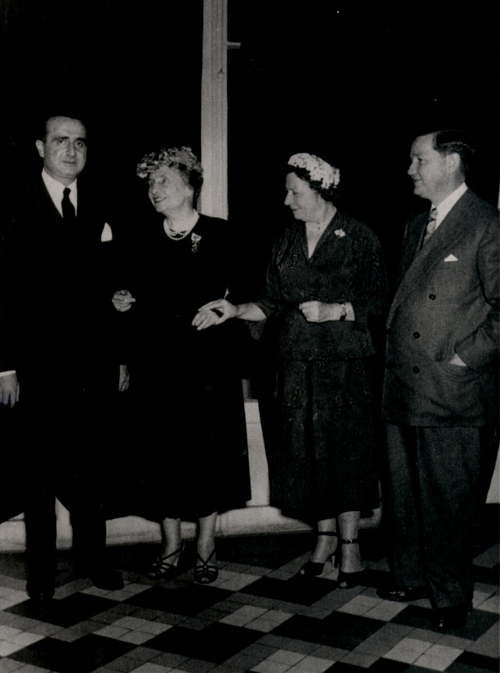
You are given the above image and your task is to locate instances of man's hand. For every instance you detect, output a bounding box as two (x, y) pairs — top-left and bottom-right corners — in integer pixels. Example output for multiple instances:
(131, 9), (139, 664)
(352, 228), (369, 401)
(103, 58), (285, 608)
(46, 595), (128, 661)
(119, 365), (130, 391)
(0, 373), (20, 407)
(112, 290), (136, 312)
(299, 301), (341, 323)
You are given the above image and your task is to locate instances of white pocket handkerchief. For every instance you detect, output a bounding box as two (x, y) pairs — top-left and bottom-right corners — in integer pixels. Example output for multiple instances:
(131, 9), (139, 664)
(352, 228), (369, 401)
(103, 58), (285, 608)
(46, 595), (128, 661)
(101, 222), (113, 242)
(444, 254), (458, 262)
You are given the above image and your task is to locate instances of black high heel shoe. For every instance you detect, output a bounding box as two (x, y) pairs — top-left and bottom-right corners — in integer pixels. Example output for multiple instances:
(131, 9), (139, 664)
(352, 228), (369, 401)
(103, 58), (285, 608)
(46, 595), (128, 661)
(337, 538), (365, 589)
(148, 543), (184, 580)
(299, 531), (338, 578)
(194, 548), (218, 584)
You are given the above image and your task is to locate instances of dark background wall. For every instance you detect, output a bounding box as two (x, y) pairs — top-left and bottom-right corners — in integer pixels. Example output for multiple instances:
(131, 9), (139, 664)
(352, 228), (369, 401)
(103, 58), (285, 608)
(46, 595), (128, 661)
(1, 1), (498, 286)
(227, 2), (500, 286)
(0, 0), (203, 193)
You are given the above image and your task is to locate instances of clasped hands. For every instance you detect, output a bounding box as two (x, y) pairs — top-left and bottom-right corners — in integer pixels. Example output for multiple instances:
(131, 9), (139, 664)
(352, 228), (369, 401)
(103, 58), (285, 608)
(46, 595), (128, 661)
(112, 290), (136, 312)
(298, 301), (345, 323)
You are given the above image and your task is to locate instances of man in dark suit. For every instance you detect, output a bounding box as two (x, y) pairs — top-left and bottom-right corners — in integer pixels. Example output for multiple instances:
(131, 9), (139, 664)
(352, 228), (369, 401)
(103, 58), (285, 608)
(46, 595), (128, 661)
(0, 114), (128, 599)
(378, 129), (499, 630)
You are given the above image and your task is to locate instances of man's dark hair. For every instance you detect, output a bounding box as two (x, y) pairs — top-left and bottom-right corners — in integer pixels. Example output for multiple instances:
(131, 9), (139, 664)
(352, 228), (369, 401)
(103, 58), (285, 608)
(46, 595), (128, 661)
(36, 113), (87, 142)
(432, 129), (475, 179)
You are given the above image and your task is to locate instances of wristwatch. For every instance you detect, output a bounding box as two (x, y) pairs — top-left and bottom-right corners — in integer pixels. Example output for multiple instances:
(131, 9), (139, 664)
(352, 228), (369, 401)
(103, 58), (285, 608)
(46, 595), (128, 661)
(339, 303), (347, 321)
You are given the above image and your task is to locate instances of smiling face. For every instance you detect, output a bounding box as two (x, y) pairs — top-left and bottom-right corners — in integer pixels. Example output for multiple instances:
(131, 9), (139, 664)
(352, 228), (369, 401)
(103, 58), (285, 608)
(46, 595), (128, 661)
(148, 165), (194, 215)
(284, 172), (326, 222)
(36, 116), (87, 185)
(407, 133), (453, 204)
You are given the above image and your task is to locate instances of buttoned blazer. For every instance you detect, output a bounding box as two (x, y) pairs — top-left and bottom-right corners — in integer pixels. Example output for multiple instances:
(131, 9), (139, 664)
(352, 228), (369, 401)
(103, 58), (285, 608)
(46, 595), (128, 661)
(0, 177), (119, 394)
(381, 189), (499, 426)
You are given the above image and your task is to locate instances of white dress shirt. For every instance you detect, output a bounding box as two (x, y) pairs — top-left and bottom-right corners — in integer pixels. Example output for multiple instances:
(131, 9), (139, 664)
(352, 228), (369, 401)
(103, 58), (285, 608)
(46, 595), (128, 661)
(432, 182), (468, 231)
(41, 169), (78, 216)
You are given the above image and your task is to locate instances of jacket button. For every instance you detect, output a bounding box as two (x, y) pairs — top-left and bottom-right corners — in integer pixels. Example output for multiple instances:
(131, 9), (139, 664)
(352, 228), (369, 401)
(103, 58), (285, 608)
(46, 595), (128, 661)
(429, 294), (436, 300)
(413, 332), (420, 339)
(413, 366), (420, 373)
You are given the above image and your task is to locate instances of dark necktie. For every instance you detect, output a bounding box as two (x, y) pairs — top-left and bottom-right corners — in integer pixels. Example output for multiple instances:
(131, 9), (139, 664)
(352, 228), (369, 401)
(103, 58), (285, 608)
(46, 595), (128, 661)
(422, 206), (438, 246)
(62, 187), (76, 220)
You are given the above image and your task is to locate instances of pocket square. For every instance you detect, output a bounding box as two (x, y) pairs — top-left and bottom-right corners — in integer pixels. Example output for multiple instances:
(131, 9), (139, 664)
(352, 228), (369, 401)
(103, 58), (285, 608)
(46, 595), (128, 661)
(101, 222), (113, 242)
(444, 254), (458, 262)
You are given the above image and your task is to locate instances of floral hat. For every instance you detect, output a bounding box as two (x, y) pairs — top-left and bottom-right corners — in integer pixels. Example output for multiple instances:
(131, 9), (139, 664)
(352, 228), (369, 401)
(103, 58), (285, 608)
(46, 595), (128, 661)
(137, 146), (203, 179)
(288, 153), (340, 190)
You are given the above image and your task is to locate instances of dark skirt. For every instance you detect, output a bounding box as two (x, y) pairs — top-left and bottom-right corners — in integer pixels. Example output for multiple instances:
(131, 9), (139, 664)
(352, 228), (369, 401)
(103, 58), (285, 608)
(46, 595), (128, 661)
(113, 337), (251, 522)
(266, 356), (379, 523)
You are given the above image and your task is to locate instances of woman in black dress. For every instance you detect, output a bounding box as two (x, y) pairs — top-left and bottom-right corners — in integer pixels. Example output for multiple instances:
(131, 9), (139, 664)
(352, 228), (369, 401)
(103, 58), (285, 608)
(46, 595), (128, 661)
(195, 152), (388, 586)
(113, 147), (250, 584)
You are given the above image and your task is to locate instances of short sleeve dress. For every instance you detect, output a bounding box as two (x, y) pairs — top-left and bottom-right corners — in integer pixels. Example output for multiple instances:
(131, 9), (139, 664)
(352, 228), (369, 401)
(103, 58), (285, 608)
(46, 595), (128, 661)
(256, 211), (388, 523)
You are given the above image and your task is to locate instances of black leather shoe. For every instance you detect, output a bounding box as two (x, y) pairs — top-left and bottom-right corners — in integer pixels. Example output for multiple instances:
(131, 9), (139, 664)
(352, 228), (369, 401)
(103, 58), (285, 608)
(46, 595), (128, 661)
(27, 588), (54, 602)
(433, 605), (470, 630)
(377, 586), (428, 602)
(87, 567), (124, 591)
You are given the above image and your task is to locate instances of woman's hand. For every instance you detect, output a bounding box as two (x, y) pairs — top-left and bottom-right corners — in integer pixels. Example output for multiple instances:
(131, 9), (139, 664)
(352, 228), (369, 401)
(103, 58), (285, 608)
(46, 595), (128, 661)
(299, 301), (343, 322)
(192, 299), (238, 330)
(112, 290), (136, 312)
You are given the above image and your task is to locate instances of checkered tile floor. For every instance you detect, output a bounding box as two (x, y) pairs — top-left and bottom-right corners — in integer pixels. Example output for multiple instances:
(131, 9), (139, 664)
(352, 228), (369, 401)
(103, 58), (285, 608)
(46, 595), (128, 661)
(0, 506), (497, 673)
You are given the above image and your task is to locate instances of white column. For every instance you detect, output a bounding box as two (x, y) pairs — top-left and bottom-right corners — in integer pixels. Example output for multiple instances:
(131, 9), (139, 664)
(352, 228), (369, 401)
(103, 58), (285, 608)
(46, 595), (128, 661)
(200, 0), (228, 219)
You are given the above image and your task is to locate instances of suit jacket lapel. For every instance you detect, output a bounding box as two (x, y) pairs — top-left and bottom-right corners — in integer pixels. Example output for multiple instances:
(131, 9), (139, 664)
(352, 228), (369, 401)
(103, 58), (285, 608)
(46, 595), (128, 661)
(37, 179), (64, 222)
(397, 211), (427, 282)
(388, 191), (474, 322)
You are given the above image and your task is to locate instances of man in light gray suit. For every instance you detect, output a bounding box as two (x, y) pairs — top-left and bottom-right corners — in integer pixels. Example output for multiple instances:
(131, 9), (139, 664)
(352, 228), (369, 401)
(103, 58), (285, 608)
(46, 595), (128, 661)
(379, 129), (499, 630)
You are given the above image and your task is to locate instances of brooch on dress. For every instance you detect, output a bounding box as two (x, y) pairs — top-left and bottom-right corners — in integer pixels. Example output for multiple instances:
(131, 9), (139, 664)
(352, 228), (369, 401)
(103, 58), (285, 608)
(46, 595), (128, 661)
(191, 233), (202, 253)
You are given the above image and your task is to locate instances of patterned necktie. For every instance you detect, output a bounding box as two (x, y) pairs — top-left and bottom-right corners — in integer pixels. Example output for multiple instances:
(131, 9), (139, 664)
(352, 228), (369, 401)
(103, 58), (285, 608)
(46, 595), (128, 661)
(422, 206), (438, 246)
(62, 187), (76, 220)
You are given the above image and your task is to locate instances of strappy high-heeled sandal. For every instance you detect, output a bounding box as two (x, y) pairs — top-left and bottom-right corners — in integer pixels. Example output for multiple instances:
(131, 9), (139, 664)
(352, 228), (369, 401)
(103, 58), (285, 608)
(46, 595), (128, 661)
(194, 548), (218, 584)
(299, 531), (339, 578)
(337, 537), (365, 589)
(148, 543), (184, 580)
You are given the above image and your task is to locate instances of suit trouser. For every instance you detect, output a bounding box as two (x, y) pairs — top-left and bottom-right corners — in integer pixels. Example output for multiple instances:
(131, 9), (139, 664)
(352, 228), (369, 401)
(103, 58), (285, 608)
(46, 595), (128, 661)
(383, 423), (495, 609)
(21, 388), (116, 593)
(24, 477), (107, 593)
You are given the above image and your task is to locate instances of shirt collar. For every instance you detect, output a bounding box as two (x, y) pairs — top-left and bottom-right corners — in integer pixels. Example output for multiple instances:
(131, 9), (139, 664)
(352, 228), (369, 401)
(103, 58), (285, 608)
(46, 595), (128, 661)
(433, 182), (468, 225)
(41, 169), (78, 215)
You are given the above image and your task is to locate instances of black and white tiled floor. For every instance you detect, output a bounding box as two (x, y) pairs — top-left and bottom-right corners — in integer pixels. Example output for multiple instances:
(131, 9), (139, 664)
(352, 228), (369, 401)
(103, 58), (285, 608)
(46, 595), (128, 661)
(0, 506), (497, 673)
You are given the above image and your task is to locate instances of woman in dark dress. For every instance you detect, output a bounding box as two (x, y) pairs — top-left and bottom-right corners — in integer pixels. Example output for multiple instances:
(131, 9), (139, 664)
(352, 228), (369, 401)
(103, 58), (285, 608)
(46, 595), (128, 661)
(195, 152), (388, 586)
(113, 147), (250, 584)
